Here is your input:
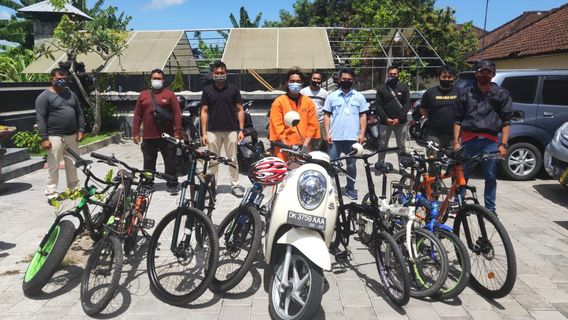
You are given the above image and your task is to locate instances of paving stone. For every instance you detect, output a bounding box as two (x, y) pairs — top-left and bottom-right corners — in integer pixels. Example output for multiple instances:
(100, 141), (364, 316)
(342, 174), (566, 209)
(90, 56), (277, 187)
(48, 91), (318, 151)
(218, 305), (250, 320)
(407, 307), (442, 320)
(530, 310), (568, 320)
(535, 288), (568, 304)
(432, 301), (469, 317)
(467, 309), (504, 320)
(514, 294), (555, 311)
(344, 306), (376, 320)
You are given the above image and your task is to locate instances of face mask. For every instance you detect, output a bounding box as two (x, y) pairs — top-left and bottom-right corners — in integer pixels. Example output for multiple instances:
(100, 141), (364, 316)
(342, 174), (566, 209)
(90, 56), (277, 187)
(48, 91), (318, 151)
(477, 75), (492, 86)
(288, 82), (302, 93)
(386, 77), (398, 88)
(213, 74), (227, 82)
(310, 80), (321, 88)
(151, 79), (163, 90)
(54, 79), (67, 88)
(439, 80), (454, 89)
(339, 80), (353, 91)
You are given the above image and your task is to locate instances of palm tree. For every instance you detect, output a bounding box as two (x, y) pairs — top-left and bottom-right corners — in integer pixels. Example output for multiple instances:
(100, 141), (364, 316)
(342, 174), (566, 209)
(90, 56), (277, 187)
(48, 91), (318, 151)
(229, 7), (262, 28)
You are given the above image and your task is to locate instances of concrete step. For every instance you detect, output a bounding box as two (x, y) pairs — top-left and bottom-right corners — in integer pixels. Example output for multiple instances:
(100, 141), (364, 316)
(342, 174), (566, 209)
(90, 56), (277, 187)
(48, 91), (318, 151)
(0, 157), (45, 183)
(1, 148), (30, 167)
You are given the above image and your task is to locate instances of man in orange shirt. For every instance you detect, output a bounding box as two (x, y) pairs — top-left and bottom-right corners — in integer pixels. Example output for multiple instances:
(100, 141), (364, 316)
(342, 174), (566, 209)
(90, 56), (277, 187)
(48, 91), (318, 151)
(269, 69), (320, 161)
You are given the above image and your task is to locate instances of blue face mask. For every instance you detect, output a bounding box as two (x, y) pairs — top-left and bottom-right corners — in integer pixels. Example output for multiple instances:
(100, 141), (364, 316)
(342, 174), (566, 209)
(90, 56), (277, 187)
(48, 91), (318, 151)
(55, 79), (67, 88)
(288, 82), (302, 93)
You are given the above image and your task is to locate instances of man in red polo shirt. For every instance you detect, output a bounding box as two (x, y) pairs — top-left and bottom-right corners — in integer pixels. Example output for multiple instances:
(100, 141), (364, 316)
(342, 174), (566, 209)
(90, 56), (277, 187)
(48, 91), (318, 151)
(453, 60), (512, 212)
(133, 68), (182, 195)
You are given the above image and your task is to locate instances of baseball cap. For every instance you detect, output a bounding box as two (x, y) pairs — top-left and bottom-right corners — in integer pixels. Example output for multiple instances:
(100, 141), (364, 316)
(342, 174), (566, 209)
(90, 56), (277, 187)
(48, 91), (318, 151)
(475, 60), (496, 72)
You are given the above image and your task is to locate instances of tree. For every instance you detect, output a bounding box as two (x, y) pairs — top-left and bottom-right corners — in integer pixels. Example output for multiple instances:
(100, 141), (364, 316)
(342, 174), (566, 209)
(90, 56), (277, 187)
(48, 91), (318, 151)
(37, 14), (128, 134)
(229, 7), (262, 28)
(0, 0), (130, 49)
(0, 47), (49, 81)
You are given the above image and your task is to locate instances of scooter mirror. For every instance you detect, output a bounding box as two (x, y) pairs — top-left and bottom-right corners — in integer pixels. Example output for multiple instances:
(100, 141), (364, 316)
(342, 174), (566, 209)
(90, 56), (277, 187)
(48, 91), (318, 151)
(350, 143), (364, 156)
(284, 111), (301, 127)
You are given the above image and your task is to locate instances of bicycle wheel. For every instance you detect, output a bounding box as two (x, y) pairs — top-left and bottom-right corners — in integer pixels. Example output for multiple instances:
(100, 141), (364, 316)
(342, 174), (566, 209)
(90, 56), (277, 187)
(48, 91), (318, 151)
(22, 220), (76, 296)
(374, 231), (410, 306)
(210, 204), (262, 293)
(147, 207), (219, 305)
(393, 228), (449, 298)
(81, 235), (123, 316)
(432, 228), (471, 300)
(453, 204), (516, 298)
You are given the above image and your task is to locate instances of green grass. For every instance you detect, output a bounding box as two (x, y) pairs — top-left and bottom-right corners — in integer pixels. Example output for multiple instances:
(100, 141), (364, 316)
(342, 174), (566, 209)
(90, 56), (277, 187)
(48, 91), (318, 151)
(30, 131), (119, 157)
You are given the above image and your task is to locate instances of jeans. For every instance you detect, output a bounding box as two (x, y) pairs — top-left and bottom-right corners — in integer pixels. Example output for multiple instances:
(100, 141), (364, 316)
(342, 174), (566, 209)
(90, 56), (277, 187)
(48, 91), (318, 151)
(462, 138), (498, 211)
(377, 124), (407, 163)
(141, 138), (178, 187)
(329, 140), (357, 190)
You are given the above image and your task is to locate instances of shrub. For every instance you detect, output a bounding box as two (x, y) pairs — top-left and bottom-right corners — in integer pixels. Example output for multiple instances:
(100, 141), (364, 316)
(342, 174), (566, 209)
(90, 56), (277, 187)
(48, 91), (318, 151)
(11, 129), (43, 154)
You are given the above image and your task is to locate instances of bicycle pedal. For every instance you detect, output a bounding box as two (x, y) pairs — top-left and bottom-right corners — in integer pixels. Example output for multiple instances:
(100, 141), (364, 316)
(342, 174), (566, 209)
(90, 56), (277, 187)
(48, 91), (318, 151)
(141, 218), (155, 229)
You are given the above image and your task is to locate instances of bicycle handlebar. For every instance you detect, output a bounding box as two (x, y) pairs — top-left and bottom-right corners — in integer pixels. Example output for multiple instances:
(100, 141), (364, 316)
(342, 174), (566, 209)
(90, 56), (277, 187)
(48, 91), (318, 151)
(162, 133), (235, 167)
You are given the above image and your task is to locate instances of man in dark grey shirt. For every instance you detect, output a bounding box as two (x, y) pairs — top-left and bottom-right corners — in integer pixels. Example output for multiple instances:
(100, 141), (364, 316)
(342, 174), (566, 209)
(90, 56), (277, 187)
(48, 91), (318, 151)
(36, 68), (85, 198)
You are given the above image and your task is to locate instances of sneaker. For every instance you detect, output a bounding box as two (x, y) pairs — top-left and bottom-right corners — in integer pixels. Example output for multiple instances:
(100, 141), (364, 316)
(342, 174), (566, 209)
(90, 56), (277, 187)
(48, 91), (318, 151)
(231, 187), (244, 198)
(167, 185), (180, 195)
(345, 188), (358, 200)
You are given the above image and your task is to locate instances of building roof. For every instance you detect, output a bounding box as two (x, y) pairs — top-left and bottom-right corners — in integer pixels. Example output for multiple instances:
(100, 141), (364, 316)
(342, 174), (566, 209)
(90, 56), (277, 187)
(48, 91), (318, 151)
(468, 3), (568, 61)
(18, 0), (92, 20)
(23, 30), (199, 75)
(222, 27), (335, 72)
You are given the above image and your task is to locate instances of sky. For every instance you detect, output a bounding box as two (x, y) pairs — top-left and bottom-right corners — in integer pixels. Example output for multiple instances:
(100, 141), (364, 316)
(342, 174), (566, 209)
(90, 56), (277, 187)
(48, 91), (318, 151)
(1, 0), (567, 31)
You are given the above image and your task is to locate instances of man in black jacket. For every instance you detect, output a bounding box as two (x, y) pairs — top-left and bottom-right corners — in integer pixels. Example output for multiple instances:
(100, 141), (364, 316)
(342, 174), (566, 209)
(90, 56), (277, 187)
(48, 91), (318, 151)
(453, 60), (512, 212)
(376, 66), (411, 164)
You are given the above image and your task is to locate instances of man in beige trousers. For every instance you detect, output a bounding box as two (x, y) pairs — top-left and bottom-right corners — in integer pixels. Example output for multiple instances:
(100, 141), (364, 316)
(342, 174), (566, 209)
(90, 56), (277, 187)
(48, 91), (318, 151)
(36, 68), (85, 199)
(200, 60), (244, 197)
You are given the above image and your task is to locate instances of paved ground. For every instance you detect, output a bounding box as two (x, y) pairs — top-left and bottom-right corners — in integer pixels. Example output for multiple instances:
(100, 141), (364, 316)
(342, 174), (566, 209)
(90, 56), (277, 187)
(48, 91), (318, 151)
(1, 139), (568, 320)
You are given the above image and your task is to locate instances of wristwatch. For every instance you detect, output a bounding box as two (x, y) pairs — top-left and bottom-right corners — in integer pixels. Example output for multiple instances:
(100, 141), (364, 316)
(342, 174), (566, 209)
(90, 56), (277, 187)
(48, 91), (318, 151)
(499, 142), (508, 148)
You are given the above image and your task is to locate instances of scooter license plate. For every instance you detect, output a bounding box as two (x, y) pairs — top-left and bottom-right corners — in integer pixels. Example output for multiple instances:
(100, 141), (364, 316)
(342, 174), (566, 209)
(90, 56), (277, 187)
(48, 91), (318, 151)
(287, 210), (326, 231)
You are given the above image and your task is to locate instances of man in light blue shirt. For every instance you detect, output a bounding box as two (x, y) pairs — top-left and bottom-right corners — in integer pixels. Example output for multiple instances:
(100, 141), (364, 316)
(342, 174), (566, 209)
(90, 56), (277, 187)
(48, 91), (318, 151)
(323, 68), (367, 200)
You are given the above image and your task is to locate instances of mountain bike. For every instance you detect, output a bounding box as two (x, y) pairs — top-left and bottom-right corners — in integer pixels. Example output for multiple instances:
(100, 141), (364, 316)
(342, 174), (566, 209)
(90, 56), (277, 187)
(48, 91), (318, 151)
(330, 147), (411, 306)
(22, 148), (120, 296)
(395, 144), (516, 298)
(146, 133), (233, 305)
(80, 152), (172, 315)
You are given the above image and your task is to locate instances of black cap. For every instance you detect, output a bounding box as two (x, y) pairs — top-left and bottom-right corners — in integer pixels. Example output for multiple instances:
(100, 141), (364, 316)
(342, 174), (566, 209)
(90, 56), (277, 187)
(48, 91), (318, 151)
(475, 60), (496, 72)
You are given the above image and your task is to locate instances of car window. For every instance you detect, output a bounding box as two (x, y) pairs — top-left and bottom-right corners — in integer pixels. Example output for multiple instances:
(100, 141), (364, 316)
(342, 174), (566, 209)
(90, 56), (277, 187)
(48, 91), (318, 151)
(501, 76), (538, 104)
(542, 77), (568, 106)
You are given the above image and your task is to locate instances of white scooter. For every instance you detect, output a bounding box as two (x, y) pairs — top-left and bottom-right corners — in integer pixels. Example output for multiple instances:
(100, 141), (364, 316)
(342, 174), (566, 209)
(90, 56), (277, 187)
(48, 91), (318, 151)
(265, 111), (361, 320)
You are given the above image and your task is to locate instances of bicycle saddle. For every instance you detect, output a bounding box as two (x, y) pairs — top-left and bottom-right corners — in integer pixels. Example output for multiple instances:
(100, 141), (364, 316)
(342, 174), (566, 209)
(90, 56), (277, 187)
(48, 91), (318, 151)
(374, 161), (394, 174)
(398, 152), (416, 168)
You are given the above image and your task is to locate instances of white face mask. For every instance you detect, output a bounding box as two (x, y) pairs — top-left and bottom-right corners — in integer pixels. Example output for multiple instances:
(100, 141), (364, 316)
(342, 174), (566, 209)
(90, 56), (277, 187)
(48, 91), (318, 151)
(151, 79), (163, 90)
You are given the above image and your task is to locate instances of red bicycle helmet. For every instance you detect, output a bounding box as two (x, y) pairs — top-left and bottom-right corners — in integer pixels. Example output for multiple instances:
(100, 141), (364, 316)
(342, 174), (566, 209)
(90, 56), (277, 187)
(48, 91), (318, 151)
(249, 157), (289, 186)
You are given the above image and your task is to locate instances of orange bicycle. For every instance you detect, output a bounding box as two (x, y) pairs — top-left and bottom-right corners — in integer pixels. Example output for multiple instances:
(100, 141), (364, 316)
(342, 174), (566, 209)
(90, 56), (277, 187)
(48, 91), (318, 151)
(393, 145), (516, 299)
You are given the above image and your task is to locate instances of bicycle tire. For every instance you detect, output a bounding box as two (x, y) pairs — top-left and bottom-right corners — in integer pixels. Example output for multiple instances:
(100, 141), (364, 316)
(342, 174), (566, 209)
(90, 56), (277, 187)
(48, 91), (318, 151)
(453, 204), (516, 298)
(81, 235), (123, 316)
(22, 220), (76, 296)
(432, 228), (471, 300)
(393, 228), (449, 298)
(210, 204), (262, 293)
(195, 176), (216, 246)
(374, 231), (411, 306)
(147, 207), (219, 305)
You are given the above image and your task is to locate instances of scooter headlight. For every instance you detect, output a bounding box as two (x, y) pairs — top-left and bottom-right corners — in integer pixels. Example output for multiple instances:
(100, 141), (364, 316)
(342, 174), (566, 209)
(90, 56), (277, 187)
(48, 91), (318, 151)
(297, 170), (327, 210)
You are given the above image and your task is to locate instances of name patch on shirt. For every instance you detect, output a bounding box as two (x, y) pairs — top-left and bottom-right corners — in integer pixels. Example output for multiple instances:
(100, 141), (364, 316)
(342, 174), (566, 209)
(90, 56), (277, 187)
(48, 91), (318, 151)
(435, 95), (457, 100)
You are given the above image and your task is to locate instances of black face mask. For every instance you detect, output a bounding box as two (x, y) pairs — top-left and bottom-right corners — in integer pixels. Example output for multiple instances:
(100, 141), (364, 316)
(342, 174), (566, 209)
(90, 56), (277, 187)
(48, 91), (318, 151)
(386, 77), (398, 89)
(310, 80), (321, 88)
(439, 80), (454, 89)
(339, 80), (353, 90)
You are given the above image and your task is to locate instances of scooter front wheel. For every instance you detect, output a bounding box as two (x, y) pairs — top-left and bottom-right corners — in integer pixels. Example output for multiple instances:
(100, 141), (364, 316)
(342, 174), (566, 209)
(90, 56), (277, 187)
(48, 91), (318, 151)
(269, 245), (324, 320)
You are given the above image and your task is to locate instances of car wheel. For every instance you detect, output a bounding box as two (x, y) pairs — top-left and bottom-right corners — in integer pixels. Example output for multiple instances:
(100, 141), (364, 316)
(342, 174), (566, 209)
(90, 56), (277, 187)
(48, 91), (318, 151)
(499, 142), (542, 181)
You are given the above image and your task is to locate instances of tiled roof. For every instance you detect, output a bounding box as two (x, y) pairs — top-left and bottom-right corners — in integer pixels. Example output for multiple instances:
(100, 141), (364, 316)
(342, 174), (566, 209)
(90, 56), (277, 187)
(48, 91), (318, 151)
(18, 0), (92, 20)
(468, 3), (568, 61)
